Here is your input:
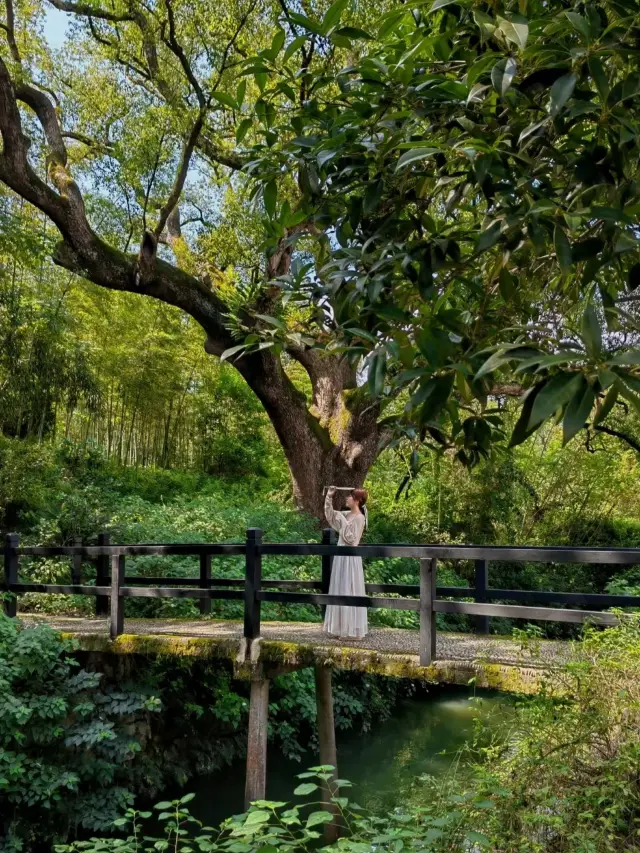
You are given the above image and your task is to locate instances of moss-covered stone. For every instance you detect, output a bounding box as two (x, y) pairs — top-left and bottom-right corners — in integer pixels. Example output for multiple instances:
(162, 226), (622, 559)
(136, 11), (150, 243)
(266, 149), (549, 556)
(61, 631), (553, 695)
(61, 632), (241, 661)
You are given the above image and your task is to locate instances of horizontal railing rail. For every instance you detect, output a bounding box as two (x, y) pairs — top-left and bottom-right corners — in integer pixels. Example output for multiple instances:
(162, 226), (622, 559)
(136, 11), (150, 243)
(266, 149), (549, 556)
(3, 529), (639, 665)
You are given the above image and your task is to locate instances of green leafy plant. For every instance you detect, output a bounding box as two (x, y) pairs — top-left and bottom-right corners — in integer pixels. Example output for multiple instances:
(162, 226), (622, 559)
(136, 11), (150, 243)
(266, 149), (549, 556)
(0, 616), (161, 850)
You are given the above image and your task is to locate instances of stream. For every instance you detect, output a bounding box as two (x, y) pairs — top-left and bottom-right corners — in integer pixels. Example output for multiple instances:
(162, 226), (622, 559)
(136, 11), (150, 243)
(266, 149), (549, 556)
(159, 685), (513, 827)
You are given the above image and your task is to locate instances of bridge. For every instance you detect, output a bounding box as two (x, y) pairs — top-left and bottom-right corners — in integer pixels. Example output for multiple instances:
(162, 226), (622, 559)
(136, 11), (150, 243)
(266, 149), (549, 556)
(4, 530), (640, 817)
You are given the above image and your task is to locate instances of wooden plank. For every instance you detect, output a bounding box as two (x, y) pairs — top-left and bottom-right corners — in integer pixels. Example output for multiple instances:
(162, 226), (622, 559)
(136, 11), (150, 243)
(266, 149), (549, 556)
(245, 678), (269, 809)
(475, 559), (489, 635)
(260, 543), (640, 564)
(3, 533), (19, 617)
(261, 544), (429, 558)
(258, 591), (420, 610)
(120, 587), (244, 600)
(12, 584), (110, 596)
(123, 577), (323, 589)
(110, 555), (125, 639)
(95, 533), (110, 616)
(321, 528), (337, 619)
(433, 600), (618, 624)
(423, 545), (640, 565)
(71, 537), (83, 585)
(18, 544), (246, 557)
(482, 589), (640, 607)
(419, 558), (436, 666)
(244, 529), (263, 641)
(200, 554), (212, 616)
(315, 665), (339, 842)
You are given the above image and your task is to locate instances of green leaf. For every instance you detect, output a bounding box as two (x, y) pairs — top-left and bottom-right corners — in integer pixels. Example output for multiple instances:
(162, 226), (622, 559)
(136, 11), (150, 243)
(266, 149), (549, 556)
(465, 831), (492, 848)
(475, 345), (533, 379)
(565, 11), (591, 41)
(322, 0), (348, 31)
(333, 26), (373, 40)
(284, 35), (307, 62)
(420, 373), (455, 423)
(306, 811), (333, 828)
(593, 384), (618, 426)
(429, 0), (459, 10)
(510, 385), (543, 447)
(236, 118), (252, 144)
(518, 119), (547, 146)
(554, 225), (572, 276)
(220, 344), (247, 362)
(476, 221), (502, 253)
(294, 783), (319, 796)
(244, 810), (271, 825)
(368, 351), (386, 397)
(491, 57), (517, 96)
(270, 28), (285, 57)
(497, 15), (528, 50)
(154, 802), (174, 810)
(363, 178), (383, 214)
(528, 373), (583, 429)
(211, 91), (237, 109)
(588, 56), (609, 100)
(287, 12), (325, 36)
(607, 350), (640, 366)
(263, 181), (277, 218)
(563, 378), (595, 445)
(580, 304), (602, 358)
(549, 72), (577, 117)
(395, 148), (439, 171)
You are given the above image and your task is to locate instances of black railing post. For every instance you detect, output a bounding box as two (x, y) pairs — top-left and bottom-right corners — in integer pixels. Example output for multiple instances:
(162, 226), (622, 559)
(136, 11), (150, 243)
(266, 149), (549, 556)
(321, 528), (337, 619)
(200, 553), (212, 616)
(71, 536), (82, 585)
(419, 557), (437, 666)
(110, 554), (125, 639)
(3, 533), (19, 617)
(474, 559), (489, 635)
(244, 529), (263, 642)
(95, 532), (110, 616)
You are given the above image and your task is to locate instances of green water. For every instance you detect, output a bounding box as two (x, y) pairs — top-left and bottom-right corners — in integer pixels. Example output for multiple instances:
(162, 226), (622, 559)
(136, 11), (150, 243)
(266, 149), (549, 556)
(162, 686), (511, 826)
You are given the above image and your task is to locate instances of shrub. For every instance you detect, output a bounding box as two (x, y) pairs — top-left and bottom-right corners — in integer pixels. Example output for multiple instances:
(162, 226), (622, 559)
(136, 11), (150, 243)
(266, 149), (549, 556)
(0, 616), (161, 852)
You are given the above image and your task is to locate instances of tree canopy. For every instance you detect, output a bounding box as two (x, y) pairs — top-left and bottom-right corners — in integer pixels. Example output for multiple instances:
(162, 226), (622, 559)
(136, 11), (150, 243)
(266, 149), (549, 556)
(1, 0), (640, 508)
(241, 0), (640, 465)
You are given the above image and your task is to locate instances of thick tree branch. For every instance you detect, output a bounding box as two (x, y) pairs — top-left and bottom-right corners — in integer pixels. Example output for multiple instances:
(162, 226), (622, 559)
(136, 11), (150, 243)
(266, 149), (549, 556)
(62, 130), (115, 153)
(0, 54), (231, 345)
(2, 0), (20, 61)
(47, 0), (134, 22)
(593, 424), (640, 454)
(162, 0), (205, 107)
(154, 109), (204, 238)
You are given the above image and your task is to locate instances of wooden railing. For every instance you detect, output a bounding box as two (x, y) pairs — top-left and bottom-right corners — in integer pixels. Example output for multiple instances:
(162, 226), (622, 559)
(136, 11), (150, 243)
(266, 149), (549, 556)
(3, 530), (640, 666)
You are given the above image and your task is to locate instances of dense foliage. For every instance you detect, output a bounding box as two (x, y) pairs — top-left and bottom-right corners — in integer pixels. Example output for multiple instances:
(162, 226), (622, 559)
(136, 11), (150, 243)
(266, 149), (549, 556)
(57, 616), (640, 853)
(0, 616), (160, 852)
(238, 0), (640, 461)
(0, 211), (281, 476)
(2, 0), (640, 506)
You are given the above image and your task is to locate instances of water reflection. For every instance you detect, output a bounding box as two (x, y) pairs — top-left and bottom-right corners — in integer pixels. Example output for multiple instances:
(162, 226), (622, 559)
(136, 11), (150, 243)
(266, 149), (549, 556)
(157, 686), (511, 826)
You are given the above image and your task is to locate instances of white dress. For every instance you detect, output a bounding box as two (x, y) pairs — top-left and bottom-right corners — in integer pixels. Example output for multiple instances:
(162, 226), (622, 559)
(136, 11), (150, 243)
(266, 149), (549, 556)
(323, 492), (368, 639)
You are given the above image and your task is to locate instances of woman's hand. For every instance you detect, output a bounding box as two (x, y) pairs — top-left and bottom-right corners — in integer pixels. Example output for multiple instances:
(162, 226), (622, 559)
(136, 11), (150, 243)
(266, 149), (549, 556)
(327, 486), (336, 497)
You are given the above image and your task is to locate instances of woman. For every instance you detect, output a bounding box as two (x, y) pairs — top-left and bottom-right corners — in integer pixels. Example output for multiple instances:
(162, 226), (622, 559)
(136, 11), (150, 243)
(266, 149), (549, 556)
(323, 486), (368, 639)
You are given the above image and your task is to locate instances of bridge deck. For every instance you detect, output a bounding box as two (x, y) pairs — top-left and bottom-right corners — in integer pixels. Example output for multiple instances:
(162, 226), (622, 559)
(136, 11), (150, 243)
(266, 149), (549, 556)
(22, 616), (571, 694)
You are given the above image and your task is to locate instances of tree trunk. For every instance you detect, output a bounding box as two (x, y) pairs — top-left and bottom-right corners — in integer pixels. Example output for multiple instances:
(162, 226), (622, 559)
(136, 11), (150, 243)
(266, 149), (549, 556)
(205, 339), (383, 520)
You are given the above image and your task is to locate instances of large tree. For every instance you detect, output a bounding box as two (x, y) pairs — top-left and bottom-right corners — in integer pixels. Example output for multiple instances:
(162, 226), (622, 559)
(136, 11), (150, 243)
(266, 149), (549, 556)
(0, 0), (392, 518)
(2, 0), (640, 516)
